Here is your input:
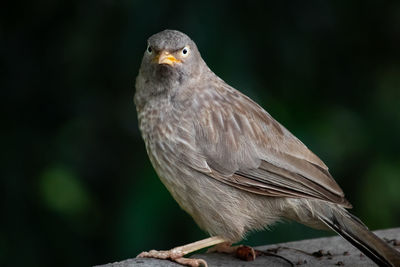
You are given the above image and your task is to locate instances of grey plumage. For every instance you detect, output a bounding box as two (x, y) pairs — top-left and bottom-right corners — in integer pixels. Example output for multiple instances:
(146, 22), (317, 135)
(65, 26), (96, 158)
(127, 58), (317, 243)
(135, 29), (400, 266)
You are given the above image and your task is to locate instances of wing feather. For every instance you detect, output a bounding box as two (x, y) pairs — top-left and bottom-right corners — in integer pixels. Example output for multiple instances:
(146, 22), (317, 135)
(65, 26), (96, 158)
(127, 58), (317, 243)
(186, 82), (351, 208)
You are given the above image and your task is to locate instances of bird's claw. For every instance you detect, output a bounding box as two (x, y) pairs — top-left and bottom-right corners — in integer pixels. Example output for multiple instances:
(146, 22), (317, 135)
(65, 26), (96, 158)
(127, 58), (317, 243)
(137, 249), (207, 267)
(236, 245), (257, 261)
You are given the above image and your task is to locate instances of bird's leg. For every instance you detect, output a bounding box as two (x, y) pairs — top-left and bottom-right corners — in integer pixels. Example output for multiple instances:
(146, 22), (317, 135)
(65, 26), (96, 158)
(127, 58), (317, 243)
(207, 242), (258, 261)
(137, 236), (227, 267)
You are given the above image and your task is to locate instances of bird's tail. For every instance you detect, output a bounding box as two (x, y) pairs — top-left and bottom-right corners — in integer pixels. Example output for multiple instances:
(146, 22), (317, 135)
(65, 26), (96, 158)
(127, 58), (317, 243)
(317, 207), (400, 267)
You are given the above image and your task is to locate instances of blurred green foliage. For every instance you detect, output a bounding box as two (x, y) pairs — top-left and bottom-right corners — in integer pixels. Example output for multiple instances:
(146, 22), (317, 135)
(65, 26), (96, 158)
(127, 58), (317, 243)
(39, 166), (92, 216)
(1, 0), (400, 266)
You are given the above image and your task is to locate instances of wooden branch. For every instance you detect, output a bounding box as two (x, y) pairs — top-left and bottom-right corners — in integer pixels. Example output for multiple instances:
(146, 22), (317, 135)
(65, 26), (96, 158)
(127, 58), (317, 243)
(95, 228), (400, 267)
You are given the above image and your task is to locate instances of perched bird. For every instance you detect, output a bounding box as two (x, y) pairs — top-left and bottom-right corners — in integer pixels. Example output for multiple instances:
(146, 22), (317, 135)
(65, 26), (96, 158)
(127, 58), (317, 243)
(134, 29), (400, 267)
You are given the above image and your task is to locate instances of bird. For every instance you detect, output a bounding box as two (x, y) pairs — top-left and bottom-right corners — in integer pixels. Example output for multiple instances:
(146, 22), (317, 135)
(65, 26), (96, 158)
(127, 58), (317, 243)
(134, 29), (400, 267)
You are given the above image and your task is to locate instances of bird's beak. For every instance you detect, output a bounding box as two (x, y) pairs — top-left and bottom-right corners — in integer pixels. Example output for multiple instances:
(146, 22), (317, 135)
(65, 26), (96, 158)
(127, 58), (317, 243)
(155, 51), (181, 66)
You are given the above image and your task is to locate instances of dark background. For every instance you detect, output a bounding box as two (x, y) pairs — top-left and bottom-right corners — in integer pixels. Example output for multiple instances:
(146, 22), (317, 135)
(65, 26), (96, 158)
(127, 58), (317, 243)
(1, 0), (400, 266)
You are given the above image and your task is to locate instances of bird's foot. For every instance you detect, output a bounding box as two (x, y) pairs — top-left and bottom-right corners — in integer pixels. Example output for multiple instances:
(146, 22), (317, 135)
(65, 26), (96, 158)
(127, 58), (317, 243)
(236, 245), (258, 261)
(207, 241), (235, 254)
(137, 249), (207, 267)
(207, 242), (258, 261)
(137, 236), (227, 266)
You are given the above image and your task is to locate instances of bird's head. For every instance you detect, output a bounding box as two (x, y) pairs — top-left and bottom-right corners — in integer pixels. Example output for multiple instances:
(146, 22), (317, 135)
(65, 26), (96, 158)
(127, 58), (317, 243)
(139, 30), (204, 86)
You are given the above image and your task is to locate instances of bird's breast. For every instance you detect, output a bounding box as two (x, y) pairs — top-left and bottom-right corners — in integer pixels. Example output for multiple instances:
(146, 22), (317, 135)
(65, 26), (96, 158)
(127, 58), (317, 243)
(137, 99), (204, 216)
(137, 99), (197, 177)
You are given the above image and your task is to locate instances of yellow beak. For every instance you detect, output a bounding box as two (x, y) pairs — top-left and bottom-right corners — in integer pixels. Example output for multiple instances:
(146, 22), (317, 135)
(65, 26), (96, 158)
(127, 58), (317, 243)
(156, 51), (181, 66)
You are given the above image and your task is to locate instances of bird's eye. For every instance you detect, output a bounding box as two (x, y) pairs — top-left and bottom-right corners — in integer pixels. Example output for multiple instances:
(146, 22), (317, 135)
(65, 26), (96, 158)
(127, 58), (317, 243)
(181, 46), (189, 57)
(147, 46), (152, 54)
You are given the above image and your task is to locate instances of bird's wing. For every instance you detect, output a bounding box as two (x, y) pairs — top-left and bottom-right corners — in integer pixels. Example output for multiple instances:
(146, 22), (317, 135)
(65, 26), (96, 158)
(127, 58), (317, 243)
(187, 81), (351, 207)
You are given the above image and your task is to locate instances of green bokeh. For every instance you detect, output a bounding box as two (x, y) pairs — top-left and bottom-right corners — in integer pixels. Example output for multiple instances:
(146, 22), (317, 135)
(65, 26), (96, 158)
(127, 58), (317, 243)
(39, 166), (91, 216)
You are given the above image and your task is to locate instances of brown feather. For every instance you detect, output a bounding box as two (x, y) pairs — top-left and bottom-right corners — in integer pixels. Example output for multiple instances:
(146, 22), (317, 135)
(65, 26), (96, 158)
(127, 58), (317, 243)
(191, 79), (351, 208)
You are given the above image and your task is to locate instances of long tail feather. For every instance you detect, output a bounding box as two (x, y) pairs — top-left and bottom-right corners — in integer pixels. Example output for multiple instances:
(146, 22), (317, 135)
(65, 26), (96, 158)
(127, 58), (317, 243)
(317, 209), (400, 267)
